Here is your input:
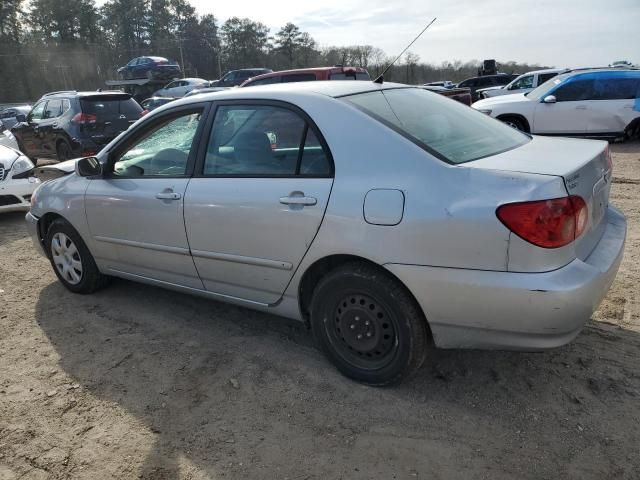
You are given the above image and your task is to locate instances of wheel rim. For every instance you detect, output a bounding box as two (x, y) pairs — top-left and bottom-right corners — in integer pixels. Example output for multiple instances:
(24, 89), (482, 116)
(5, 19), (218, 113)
(325, 293), (399, 371)
(51, 233), (83, 285)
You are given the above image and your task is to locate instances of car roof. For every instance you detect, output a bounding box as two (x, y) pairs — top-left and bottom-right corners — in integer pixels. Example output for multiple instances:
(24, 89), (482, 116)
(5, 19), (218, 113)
(521, 68), (568, 75)
(169, 80), (407, 109)
(180, 78), (207, 82)
(146, 56), (168, 61)
(41, 91), (133, 99)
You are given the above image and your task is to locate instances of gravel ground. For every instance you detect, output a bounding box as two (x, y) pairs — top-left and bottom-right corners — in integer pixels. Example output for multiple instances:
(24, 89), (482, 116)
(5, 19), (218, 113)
(1, 141), (639, 480)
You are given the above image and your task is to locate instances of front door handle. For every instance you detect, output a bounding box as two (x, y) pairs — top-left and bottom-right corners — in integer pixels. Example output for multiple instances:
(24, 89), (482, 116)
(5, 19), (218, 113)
(156, 190), (181, 200)
(279, 192), (317, 206)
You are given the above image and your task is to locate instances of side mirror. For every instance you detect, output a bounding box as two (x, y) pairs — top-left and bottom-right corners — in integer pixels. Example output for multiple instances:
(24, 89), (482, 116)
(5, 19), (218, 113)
(543, 95), (557, 104)
(16, 113), (27, 123)
(76, 157), (102, 177)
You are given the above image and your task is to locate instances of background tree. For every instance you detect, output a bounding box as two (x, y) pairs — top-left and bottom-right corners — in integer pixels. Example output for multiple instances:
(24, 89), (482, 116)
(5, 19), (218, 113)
(220, 17), (269, 69)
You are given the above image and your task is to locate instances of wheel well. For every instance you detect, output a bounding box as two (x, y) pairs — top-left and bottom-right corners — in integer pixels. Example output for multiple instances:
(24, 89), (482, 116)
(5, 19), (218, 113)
(37, 212), (64, 249)
(496, 114), (530, 133)
(297, 254), (431, 336)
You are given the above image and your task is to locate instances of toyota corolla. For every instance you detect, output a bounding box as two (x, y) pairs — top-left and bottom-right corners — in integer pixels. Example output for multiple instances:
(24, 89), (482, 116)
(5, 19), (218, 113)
(26, 81), (626, 385)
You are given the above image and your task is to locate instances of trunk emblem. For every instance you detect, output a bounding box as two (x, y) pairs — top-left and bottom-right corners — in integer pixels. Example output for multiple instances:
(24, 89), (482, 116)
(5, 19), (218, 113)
(119, 114), (126, 119)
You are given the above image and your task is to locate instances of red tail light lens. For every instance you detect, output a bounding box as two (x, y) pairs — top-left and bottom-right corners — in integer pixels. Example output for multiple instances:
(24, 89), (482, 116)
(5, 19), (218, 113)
(496, 196), (588, 248)
(72, 113), (97, 124)
(140, 109), (149, 117)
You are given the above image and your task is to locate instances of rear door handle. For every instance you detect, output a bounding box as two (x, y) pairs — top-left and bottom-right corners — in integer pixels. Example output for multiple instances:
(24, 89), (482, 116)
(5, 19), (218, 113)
(279, 194), (317, 206)
(156, 191), (181, 200)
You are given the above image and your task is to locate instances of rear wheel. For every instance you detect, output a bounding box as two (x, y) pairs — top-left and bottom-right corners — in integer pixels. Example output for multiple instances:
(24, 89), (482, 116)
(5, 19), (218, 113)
(310, 262), (428, 386)
(56, 140), (73, 161)
(45, 219), (108, 294)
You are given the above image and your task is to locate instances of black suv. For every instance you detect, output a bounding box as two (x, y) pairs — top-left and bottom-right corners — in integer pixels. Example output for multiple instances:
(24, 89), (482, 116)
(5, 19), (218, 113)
(12, 91), (143, 161)
(457, 74), (519, 102)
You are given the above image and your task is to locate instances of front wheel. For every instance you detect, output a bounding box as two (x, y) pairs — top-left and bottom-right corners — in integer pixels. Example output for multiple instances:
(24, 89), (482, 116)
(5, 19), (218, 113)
(45, 219), (108, 294)
(310, 262), (428, 386)
(500, 116), (527, 132)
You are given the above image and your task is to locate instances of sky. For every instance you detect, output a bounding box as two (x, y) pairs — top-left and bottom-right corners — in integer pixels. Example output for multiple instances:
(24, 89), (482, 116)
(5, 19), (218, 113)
(104, 0), (640, 67)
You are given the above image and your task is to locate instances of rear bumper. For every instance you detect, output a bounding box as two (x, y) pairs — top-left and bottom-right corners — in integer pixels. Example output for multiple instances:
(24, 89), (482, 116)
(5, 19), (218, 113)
(385, 206), (627, 350)
(25, 211), (47, 257)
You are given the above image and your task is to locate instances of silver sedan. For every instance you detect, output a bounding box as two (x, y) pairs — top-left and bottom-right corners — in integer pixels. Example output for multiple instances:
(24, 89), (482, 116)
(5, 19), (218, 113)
(26, 81), (626, 385)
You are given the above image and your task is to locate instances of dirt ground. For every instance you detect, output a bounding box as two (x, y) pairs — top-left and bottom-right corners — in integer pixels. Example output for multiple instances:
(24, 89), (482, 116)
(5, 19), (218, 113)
(1, 141), (639, 480)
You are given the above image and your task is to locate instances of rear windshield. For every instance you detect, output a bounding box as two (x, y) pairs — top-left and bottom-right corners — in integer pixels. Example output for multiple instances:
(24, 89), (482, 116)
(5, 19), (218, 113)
(342, 88), (530, 164)
(330, 72), (371, 80)
(81, 96), (142, 118)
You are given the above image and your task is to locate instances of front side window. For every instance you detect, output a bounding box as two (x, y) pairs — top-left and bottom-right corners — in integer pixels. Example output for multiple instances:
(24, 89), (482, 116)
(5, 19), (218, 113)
(28, 102), (46, 122)
(509, 75), (534, 90)
(112, 110), (202, 177)
(552, 79), (595, 101)
(343, 88), (529, 164)
(43, 99), (63, 119)
(204, 104), (331, 176)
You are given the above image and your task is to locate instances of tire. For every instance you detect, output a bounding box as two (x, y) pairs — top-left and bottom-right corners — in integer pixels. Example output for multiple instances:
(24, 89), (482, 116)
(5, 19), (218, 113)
(309, 262), (428, 386)
(45, 218), (108, 294)
(56, 140), (73, 161)
(501, 116), (527, 132)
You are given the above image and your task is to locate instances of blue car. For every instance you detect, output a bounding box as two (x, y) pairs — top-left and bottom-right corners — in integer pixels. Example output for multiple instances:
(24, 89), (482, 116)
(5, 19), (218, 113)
(117, 56), (181, 81)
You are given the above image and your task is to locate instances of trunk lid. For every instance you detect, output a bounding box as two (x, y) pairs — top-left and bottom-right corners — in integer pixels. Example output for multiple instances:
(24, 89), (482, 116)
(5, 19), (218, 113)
(79, 94), (142, 145)
(467, 135), (611, 260)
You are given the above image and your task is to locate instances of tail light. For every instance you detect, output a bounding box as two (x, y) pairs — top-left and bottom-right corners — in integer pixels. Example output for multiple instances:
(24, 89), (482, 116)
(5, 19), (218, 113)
(140, 109), (149, 117)
(72, 113), (97, 124)
(496, 196), (588, 248)
(82, 149), (97, 156)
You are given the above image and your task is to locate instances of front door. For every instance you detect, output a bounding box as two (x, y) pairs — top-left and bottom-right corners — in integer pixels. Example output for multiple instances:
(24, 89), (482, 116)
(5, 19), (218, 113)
(533, 77), (594, 134)
(85, 105), (208, 288)
(184, 102), (334, 304)
(15, 101), (46, 157)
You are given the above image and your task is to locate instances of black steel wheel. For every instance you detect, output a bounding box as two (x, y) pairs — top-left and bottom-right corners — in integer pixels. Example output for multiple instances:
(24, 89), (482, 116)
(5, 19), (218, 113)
(310, 262), (428, 386)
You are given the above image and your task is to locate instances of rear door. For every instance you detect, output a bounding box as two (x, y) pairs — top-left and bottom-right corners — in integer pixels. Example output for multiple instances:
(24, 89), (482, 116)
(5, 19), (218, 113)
(533, 78), (594, 134)
(79, 94), (142, 147)
(85, 104), (208, 287)
(184, 102), (334, 304)
(586, 76), (640, 134)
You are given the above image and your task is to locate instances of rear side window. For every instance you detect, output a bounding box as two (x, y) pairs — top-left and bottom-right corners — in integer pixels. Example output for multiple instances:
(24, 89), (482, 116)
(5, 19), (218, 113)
(247, 76), (280, 86)
(592, 77), (640, 100)
(329, 72), (371, 80)
(343, 88), (529, 164)
(538, 72), (559, 84)
(282, 74), (317, 83)
(81, 97), (142, 118)
(204, 105), (331, 176)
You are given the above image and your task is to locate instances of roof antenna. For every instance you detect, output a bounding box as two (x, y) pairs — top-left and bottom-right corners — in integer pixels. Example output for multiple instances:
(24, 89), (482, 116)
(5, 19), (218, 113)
(374, 17), (437, 84)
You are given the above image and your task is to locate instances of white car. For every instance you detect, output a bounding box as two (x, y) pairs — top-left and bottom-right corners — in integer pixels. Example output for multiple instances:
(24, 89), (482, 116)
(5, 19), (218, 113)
(473, 68), (640, 138)
(477, 68), (567, 99)
(0, 145), (39, 212)
(153, 78), (208, 98)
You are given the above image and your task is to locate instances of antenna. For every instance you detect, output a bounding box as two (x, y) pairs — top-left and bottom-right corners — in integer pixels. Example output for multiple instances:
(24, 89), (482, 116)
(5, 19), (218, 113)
(374, 17), (437, 84)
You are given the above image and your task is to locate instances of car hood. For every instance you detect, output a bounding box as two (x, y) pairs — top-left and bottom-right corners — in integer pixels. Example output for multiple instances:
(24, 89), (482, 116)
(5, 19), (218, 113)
(473, 93), (531, 108)
(0, 144), (19, 169)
